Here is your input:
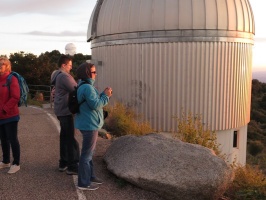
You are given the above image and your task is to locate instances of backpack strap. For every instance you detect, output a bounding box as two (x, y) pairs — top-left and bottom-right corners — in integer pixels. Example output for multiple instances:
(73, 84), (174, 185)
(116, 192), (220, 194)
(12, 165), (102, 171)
(4, 72), (20, 105)
(3, 72), (14, 92)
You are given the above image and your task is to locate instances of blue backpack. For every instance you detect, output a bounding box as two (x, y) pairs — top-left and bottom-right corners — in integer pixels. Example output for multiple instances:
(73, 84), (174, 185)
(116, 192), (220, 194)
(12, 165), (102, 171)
(6, 71), (29, 107)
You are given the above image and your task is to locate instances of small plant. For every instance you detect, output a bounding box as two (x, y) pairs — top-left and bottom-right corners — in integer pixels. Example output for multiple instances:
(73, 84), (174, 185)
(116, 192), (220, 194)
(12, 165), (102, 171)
(248, 140), (264, 156)
(103, 102), (154, 137)
(173, 111), (221, 156)
(225, 165), (266, 200)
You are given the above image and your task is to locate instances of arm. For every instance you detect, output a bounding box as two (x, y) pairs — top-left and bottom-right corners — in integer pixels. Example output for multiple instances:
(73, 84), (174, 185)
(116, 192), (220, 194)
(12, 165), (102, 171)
(3, 76), (20, 112)
(84, 85), (109, 110)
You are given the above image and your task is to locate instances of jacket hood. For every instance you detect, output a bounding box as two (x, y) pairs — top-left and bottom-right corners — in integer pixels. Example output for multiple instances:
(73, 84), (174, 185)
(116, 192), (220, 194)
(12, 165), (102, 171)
(78, 78), (95, 86)
(76, 62), (94, 80)
(50, 70), (61, 85)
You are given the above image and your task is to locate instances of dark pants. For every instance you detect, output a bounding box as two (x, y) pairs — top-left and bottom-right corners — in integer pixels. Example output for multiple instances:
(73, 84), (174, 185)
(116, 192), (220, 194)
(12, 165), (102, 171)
(57, 115), (79, 170)
(0, 121), (20, 165)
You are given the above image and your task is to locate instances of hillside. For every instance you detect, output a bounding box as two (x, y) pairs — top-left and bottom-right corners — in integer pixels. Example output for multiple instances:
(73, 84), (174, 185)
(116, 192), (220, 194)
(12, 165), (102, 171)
(247, 79), (266, 173)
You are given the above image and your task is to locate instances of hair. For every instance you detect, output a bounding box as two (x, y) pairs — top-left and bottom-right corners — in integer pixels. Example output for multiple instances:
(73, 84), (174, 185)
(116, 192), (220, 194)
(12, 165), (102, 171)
(0, 57), (12, 73)
(76, 62), (95, 80)
(58, 54), (73, 68)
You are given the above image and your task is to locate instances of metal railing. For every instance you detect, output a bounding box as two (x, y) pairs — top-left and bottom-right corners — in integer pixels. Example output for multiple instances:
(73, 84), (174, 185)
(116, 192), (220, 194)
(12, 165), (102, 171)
(28, 84), (53, 108)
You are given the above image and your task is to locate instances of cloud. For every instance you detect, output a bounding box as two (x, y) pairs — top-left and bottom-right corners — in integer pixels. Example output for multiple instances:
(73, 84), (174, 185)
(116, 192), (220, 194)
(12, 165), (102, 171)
(254, 37), (266, 43)
(0, 0), (77, 16)
(25, 31), (86, 37)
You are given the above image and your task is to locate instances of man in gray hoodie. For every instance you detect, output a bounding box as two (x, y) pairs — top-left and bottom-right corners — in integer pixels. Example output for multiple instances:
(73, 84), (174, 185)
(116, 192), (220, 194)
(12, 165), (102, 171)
(50, 54), (79, 175)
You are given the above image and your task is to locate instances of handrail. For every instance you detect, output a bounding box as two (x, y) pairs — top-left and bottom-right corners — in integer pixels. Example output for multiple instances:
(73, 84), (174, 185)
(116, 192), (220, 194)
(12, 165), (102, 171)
(28, 84), (54, 108)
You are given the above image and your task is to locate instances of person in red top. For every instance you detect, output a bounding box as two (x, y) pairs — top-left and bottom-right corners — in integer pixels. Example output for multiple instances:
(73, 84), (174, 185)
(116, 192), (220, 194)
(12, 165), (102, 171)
(0, 57), (21, 174)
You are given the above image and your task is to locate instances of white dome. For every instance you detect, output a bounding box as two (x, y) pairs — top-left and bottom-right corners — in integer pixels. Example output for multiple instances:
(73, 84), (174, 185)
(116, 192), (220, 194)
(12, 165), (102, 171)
(65, 43), (76, 55)
(88, 0), (255, 42)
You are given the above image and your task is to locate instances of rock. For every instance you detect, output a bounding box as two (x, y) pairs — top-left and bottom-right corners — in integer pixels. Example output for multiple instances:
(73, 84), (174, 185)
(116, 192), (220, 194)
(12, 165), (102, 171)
(104, 133), (233, 200)
(98, 129), (112, 139)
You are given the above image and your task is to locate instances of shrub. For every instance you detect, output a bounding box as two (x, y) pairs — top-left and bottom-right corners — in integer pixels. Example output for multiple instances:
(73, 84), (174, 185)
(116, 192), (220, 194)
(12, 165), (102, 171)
(248, 140), (264, 156)
(247, 152), (266, 175)
(27, 93), (42, 107)
(173, 112), (221, 156)
(225, 165), (266, 200)
(103, 102), (154, 137)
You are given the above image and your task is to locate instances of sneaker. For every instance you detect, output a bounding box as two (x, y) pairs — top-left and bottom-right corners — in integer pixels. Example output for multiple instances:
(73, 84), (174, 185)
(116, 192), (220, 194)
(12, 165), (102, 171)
(8, 164), (20, 174)
(0, 162), (10, 169)
(59, 166), (67, 172)
(91, 177), (103, 185)
(77, 183), (99, 191)
(66, 169), (78, 175)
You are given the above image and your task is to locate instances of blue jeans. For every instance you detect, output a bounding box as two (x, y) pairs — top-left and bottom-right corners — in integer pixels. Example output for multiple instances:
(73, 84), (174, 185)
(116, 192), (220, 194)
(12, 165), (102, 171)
(0, 121), (20, 165)
(57, 115), (80, 170)
(78, 130), (98, 187)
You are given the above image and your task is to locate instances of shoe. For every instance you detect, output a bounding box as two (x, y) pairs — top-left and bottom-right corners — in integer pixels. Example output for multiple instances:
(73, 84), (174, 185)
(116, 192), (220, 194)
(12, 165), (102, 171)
(8, 164), (20, 174)
(66, 169), (78, 175)
(59, 166), (67, 172)
(0, 162), (10, 169)
(91, 177), (103, 185)
(77, 183), (99, 191)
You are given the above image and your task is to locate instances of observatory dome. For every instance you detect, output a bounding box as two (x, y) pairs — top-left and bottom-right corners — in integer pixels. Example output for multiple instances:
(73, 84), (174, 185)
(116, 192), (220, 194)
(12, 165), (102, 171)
(88, 0), (255, 42)
(65, 43), (76, 55)
(87, 0), (255, 165)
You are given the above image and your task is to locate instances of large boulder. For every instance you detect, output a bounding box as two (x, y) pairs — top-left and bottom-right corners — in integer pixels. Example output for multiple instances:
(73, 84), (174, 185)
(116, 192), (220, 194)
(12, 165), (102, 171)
(104, 133), (233, 200)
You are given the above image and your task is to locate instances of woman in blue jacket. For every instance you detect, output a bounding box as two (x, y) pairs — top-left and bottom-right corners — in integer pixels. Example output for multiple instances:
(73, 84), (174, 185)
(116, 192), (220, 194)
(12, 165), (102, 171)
(75, 62), (112, 191)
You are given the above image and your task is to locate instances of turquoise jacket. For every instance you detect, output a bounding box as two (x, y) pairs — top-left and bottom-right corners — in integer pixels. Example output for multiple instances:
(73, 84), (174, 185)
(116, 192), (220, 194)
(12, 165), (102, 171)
(74, 78), (109, 131)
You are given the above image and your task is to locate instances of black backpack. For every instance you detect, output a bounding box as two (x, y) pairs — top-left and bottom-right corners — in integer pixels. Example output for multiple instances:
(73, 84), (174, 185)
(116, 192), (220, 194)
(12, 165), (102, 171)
(68, 82), (89, 114)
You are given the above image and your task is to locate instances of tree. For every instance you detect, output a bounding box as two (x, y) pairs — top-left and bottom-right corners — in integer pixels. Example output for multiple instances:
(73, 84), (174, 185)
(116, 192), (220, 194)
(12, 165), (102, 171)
(9, 52), (39, 85)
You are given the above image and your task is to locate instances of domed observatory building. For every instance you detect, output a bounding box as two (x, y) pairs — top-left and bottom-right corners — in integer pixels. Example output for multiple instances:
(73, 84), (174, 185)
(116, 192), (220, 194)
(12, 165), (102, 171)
(88, 0), (255, 165)
(65, 43), (76, 56)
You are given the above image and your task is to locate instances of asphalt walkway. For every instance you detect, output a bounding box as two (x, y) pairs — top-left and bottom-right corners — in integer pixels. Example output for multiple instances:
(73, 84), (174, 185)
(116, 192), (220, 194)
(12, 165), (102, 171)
(0, 106), (163, 200)
(0, 106), (81, 200)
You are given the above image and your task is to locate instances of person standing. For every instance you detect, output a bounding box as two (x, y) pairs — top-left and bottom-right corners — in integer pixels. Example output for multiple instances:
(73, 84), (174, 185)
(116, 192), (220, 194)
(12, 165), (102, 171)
(0, 57), (21, 174)
(50, 55), (80, 175)
(75, 62), (112, 190)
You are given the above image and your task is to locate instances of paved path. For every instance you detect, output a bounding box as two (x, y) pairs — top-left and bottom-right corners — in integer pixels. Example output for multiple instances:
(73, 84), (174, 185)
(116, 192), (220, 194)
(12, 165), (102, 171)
(0, 106), (163, 200)
(0, 106), (81, 200)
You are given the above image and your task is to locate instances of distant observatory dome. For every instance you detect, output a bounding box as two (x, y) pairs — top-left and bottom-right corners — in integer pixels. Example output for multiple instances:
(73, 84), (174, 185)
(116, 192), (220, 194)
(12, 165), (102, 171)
(65, 43), (76, 55)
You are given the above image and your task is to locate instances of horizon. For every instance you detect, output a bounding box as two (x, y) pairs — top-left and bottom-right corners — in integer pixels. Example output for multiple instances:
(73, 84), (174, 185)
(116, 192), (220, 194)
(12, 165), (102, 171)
(2, 49), (265, 82)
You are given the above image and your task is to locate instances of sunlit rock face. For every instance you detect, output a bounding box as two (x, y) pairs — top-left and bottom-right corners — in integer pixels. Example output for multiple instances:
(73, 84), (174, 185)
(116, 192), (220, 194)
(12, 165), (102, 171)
(104, 134), (233, 200)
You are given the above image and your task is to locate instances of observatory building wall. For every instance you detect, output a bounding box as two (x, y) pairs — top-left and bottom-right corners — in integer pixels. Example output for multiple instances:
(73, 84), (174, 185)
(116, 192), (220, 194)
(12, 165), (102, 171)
(91, 39), (253, 132)
(87, 0), (255, 164)
(88, 0), (255, 133)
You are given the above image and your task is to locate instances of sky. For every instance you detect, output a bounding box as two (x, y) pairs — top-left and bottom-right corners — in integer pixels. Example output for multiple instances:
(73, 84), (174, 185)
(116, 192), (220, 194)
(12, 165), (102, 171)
(0, 0), (98, 56)
(0, 0), (265, 71)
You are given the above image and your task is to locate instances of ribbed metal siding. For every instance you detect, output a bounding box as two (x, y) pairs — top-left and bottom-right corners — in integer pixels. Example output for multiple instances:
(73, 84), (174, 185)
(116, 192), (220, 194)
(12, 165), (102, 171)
(92, 41), (252, 132)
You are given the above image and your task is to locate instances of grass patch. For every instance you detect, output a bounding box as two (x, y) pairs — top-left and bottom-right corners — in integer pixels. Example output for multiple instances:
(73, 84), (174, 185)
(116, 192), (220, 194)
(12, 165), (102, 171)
(225, 165), (266, 200)
(173, 112), (221, 156)
(103, 102), (154, 137)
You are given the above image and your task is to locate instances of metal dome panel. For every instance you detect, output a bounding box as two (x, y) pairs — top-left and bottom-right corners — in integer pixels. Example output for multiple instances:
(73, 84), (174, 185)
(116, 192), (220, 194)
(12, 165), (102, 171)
(88, 0), (255, 41)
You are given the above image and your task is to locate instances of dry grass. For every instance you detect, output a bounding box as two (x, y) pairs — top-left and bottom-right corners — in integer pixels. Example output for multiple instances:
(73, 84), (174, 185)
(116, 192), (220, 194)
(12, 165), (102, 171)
(103, 102), (154, 137)
(225, 165), (266, 199)
(172, 112), (221, 156)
